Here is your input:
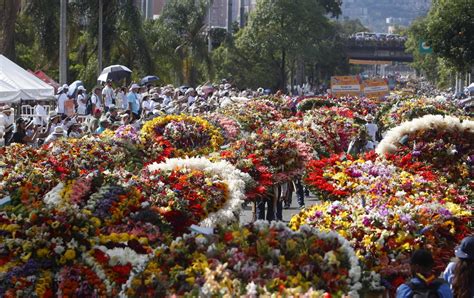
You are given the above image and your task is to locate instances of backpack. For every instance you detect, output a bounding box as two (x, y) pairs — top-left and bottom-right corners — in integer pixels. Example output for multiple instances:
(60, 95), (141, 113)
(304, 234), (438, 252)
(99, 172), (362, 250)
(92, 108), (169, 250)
(85, 96), (93, 115)
(406, 278), (446, 298)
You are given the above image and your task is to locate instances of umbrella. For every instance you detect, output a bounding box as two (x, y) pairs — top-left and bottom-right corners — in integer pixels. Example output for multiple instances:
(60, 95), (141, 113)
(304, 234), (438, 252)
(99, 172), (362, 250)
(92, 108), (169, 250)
(67, 80), (84, 97)
(466, 83), (474, 92)
(98, 65), (132, 82)
(140, 75), (159, 86)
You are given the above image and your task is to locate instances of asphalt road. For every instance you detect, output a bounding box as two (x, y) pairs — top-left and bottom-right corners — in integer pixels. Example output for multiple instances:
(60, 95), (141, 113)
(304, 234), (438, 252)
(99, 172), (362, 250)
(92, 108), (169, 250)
(239, 193), (320, 224)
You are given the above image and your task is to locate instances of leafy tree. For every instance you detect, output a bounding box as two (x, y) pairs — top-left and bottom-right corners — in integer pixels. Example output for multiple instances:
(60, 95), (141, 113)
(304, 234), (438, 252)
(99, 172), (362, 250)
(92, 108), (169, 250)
(426, 0), (474, 71)
(0, 0), (21, 59)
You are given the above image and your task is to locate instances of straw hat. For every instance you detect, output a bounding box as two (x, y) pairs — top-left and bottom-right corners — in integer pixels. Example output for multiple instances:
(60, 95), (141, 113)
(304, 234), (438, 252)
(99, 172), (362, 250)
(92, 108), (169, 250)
(52, 126), (65, 136)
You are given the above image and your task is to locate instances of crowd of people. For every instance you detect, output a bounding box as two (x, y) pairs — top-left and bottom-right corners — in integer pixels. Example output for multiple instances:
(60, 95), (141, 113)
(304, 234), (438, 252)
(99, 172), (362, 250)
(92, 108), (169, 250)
(0, 80), (273, 147)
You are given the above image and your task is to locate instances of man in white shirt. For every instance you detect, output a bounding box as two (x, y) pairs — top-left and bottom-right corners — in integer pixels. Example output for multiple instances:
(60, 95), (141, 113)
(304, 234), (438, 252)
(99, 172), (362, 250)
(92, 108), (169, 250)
(91, 87), (103, 111)
(57, 84), (68, 115)
(102, 80), (115, 112)
(162, 88), (173, 108)
(365, 114), (379, 150)
(33, 101), (48, 130)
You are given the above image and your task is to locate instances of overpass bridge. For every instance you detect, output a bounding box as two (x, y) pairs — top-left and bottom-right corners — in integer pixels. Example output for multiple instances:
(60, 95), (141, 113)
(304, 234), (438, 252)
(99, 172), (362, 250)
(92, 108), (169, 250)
(345, 39), (414, 63)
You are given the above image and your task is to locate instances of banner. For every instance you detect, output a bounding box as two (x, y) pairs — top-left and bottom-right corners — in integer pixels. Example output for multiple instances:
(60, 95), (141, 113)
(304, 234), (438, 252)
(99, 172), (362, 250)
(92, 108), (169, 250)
(362, 78), (389, 98)
(330, 76), (361, 97)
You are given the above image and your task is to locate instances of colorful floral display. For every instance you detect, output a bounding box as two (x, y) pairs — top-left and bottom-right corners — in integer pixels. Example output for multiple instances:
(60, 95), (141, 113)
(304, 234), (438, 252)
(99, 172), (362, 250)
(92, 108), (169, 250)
(377, 115), (474, 187)
(297, 97), (335, 112)
(220, 99), (283, 131)
(204, 113), (242, 144)
(140, 115), (223, 157)
(123, 221), (362, 297)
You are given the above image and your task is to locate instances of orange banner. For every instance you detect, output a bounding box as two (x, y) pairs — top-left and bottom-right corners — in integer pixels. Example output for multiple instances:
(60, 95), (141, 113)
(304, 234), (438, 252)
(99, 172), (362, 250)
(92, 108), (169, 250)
(362, 79), (389, 98)
(330, 76), (361, 98)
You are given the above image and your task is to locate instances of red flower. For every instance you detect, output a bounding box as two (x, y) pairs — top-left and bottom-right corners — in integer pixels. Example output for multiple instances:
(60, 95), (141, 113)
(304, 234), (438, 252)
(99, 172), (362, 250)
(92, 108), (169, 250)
(93, 249), (109, 265)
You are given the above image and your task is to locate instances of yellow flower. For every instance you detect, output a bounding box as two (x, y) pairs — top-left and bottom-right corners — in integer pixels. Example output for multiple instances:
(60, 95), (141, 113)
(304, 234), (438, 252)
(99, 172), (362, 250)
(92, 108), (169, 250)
(90, 217), (101, 227)
(64, 249), (76, 260)
(36, 248), (49, 258)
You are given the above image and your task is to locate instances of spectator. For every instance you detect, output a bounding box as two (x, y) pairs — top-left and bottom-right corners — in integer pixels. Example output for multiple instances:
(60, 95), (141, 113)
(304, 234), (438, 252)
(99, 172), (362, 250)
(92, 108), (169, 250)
(44, 126), (65, 144)
(106, 105), (120, 124)
(0, 105), (15, 145)
(127, 84), (140, 120)
(443, 236), (474, 298)
(33, 101), (48, 127)
(396, 249), (452, 298)
(76, 86), (87, 115)
(95, 116), (111, 134)
(102, 79), (115, 112)
(85, 108), (102, 134)
(91, 87), (103, 112)
(10, 118), (39, 145)
(57, 84), (68, 115)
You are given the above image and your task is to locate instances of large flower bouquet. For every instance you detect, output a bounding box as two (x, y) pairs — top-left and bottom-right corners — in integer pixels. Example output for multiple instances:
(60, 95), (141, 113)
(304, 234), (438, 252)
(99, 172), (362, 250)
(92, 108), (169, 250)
(302, 107), (364, 156)
(377, 115), (474, 189)
(224, 129), (312, 184)
(123, 221), (362, 297)
(333, 96), (385, 117)
(377, 97), (463, 132)
(204, 113), (242, 144)
(219, 99), (283, 132)
(296, 97), (335, 113)
(140, 115), (223, 157)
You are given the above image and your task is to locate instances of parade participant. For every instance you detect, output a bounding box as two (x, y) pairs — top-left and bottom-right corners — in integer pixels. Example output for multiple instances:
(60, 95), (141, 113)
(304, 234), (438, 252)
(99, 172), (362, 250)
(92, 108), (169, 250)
(365, 114), (379, 150)
(141, 93), (154, 117)
(0, 105), (15, 145)
(85, 108), (102, 134)
(67, 123), (84, 138)
(443, 236), (474, 298)
(102, 79), (115, 112)
(64, 94), (76, 117)
(397, 249), (452, 298)
(120, 112), (130, 126)
(127, 84), (140, 120)
(76, 86), (88, 115)
(57, 84), (68, 115)
(115, 86), (127, 110)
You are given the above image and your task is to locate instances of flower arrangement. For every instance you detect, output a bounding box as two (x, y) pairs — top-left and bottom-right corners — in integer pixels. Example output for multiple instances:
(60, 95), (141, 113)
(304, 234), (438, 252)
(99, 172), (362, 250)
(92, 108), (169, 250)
(219, 99), (283, 132)
(377, 97), (463, 131)
(377, 115), (474, 187)
(113, 125), (141, 145)
(140, 115), (223, 157)
(204, 113), (242, 144)
(297, 97), (335, 113)
(122, 221), (362, 297)
(146, 157), (250, 228)
(302, 107), (364, 157)
(222, 129), (312, 184)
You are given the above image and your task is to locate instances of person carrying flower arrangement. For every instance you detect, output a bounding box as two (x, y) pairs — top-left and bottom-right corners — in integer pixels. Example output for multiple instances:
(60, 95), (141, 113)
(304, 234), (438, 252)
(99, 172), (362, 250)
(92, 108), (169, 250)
(396, 249), (452, 298)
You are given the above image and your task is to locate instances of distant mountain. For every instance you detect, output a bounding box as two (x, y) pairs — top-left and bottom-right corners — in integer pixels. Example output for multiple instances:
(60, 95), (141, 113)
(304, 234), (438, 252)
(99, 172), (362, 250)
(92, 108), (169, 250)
(341, 0), (431, 32)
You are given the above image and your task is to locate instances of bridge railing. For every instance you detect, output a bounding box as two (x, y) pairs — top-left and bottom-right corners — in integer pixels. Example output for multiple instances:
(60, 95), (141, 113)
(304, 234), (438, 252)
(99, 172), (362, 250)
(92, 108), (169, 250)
(346, 38), (407, 50)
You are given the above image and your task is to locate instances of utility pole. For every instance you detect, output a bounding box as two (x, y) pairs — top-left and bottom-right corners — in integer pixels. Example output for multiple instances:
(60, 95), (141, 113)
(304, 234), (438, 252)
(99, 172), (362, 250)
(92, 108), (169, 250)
(208, 2), (212, 53)
(240, 0), (245, 27)
(98, 0), (103, 76)
(59, 0), (68, 85)
(227, 0), (232, 33)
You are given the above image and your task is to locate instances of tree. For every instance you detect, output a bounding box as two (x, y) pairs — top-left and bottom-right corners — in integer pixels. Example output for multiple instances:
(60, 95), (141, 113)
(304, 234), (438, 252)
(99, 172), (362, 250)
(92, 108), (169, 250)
(150, 0), (211, 86)
(426, 0), (474, 71)
(0, 0), (21, 59)
(213, 0), (342, 91)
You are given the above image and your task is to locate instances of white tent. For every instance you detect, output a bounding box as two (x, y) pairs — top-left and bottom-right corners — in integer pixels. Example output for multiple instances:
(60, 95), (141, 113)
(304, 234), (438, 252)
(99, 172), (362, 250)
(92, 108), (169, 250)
(0, 55), (54, 103)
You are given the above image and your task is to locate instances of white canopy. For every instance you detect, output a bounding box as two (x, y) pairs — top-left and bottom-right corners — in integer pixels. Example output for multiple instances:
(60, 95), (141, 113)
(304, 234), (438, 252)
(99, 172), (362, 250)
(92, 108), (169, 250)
(0, 55), (54, 103)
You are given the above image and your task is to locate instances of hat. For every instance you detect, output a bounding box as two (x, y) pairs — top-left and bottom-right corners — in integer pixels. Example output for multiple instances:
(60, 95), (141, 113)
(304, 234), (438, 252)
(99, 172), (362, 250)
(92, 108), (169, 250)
(53, 126), (65, 136)
(49, 111), (61, 119)
(185, 88), (195, 95)
(224, 83), (231, 90)
(1, 105), (12, 112)
(108, 104), (117, 111)
(62, 84), (69, 89)
(78, 86), (86, 91)
(365, 114), (374, 122)
(120, 113), (130, 119)
(455, 236), (474, 260)
(130, 84), (140, 91)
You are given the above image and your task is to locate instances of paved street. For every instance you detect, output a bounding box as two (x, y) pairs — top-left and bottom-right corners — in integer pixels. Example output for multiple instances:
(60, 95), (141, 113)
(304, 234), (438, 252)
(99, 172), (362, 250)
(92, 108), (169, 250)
(239, 193), (320, 224)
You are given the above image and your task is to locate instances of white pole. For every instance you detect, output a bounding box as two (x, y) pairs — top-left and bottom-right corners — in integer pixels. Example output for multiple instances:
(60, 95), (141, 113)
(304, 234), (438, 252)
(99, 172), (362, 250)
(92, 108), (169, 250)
(59, 0), (68, 85)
